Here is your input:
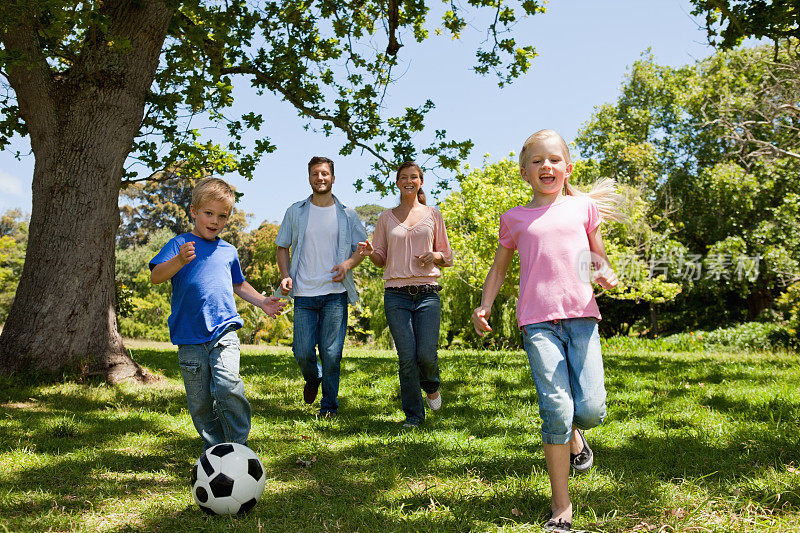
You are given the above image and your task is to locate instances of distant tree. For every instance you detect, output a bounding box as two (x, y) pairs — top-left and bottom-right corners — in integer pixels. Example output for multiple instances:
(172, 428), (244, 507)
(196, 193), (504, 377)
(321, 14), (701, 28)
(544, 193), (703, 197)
(355, 204), (387, 236)
(0, 0), (544, 381)
(0, 209), (28, 323)
(118, 175), (250, 249)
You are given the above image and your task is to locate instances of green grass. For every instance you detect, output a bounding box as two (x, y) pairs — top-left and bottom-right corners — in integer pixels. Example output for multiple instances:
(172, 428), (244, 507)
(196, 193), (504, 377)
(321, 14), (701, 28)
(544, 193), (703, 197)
(1, 340), (799, 532)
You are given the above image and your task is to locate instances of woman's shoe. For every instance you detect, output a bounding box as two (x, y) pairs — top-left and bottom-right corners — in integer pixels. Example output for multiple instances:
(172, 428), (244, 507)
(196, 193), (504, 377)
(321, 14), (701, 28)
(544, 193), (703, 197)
(425, 391), (442, 411)
(570, 428), (593, 473)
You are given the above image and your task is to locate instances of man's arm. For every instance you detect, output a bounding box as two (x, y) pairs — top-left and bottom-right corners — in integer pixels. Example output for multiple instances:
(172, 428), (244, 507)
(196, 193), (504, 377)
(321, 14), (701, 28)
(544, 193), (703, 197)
(277, 246), (292, 295)
(331, 250), (366, 282)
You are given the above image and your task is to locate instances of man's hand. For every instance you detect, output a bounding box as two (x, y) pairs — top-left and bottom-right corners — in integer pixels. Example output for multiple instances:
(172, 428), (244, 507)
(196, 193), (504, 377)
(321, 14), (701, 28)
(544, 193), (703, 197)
(471, 306), (493, 336)
(280, 277), (293, 295)
(260, 296), (287, 318)
(178, 241), (196, 265)
(331, 262), (349, 282)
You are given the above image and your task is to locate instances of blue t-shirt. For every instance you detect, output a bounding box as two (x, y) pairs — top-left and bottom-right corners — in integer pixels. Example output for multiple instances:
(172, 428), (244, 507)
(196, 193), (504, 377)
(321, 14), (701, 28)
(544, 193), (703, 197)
(149, 233), (245, 345)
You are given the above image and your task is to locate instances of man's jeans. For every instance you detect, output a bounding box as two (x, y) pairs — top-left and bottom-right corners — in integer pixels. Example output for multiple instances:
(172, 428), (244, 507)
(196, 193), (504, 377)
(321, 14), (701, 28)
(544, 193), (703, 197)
(384, 290), (441, 425)
(178, 330), (251, 450)
(521, 317), (606, 445)
(293, 292), (348, 414)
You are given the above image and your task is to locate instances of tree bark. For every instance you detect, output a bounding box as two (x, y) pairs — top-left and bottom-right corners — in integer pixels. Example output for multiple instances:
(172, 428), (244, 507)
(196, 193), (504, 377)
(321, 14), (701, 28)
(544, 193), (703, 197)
(0, 1), (174, 383)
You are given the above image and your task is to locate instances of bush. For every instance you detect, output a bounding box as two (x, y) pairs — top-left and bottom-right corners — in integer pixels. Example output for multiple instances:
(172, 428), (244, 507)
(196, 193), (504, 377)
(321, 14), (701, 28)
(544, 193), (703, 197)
(604, 322), (797, 352)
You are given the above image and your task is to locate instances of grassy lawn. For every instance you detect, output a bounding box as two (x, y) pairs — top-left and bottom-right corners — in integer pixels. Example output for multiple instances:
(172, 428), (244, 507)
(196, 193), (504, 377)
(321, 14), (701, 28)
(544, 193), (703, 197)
(1, 340), (799, 532)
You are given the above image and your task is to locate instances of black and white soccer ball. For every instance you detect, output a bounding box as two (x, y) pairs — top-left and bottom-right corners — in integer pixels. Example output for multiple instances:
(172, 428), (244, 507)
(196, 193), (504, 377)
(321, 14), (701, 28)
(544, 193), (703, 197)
(191, 442), (266, 515)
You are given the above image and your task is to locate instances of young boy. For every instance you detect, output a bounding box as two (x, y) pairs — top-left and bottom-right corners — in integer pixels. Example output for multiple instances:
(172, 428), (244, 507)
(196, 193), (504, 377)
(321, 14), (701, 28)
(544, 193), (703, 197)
(150, 177), (285, 450)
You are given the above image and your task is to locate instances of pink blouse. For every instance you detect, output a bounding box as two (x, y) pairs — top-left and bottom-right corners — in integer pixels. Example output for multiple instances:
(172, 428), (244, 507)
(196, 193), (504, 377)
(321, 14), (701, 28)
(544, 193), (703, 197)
(372, 206), (453, 287)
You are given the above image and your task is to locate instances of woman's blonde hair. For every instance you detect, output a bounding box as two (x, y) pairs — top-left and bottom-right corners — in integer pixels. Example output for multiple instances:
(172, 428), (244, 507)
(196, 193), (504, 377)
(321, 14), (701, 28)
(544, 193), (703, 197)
(519, 129), (626, 223)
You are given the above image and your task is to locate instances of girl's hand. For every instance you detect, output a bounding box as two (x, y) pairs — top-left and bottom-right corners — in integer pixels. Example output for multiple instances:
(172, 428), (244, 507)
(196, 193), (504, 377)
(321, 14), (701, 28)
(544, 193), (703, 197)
(593, 266), (618, 290)
(357, 240), (374, 257)
(415, 251), (439, 266)
(471, 306), (493, 336)
(178, 241), (196, 265)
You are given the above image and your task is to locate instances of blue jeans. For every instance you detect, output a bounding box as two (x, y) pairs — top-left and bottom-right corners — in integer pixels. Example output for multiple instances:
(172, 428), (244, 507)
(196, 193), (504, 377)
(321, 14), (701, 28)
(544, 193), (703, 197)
(178, 330), (251, 450)
(521, 317), (606, 445)
(384, 290), (441, 425)
(293, 292), (348, 414)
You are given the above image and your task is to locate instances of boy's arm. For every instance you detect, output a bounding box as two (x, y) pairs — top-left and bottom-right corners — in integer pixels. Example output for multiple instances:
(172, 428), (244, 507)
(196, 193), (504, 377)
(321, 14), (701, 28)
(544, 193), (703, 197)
(233, 281), (286, 318)
(276, 246), (292, 295)
(150, 242), (196, 284)
(471, 244), (514, 336)
(587, 226), (618, 290)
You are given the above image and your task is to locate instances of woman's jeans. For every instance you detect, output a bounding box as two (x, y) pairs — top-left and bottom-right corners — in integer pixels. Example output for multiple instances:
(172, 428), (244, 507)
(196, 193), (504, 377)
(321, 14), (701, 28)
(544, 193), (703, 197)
(384, 290), (441, 425)
(521, 317), (606, 445)
(178, 329), (251, 450)
(293, 292), (348, 414)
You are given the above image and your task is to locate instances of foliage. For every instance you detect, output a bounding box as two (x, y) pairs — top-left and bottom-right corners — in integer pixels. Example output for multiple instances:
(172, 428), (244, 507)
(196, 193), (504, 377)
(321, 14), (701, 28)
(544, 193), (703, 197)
(0, 210), (27, 323)
(1, 0), (545, 191)
(776, 282), (800, 341)
(689, 0), (799, 51)
(237, 221), (281, 295)
(576, 45), (800, 333)
(1, 342), (799, 530)
(118, 176), (251, 249)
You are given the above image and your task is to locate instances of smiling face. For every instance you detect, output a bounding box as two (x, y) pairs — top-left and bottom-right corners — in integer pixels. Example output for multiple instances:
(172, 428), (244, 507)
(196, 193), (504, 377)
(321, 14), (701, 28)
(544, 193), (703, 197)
(520, 135), (573, 203)
(190, 199), (231, 240)
(308, 162), (334, 195)
(396, 166), (423, 200)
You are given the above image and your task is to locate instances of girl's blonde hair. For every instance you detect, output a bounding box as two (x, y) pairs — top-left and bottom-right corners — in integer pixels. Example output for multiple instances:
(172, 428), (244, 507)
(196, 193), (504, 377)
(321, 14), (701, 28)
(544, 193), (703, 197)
(519, 129), (626, 223)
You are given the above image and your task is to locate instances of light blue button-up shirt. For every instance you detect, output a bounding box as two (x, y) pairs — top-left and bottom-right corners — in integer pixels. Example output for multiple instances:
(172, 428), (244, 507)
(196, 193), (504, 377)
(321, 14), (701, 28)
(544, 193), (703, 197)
(274, 194), (367, 304)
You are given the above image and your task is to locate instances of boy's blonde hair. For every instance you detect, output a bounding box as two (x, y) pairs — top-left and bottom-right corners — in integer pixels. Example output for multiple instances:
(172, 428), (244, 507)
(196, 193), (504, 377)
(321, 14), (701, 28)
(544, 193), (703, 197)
(191, 177), (236, 213)
(519, 129), (626, 223)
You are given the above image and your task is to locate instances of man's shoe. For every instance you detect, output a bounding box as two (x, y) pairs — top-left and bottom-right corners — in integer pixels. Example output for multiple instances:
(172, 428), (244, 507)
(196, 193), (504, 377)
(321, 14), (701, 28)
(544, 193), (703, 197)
(303, 378), (321, 404)
(425, 391), (442, 411)
(570, 428), (593, 473)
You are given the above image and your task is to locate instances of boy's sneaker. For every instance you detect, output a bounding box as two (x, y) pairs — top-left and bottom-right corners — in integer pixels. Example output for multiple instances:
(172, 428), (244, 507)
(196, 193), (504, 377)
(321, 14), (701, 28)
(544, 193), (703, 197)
(425, 391), (442, 411)
(570, 428), (593, 473)
(303, 378), (321, 404)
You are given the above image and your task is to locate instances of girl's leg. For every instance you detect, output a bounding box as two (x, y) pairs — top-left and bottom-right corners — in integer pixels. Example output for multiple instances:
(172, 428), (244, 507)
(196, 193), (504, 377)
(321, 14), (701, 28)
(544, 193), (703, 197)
(565, 318), (606, 431)
(543, 443), (572, 521)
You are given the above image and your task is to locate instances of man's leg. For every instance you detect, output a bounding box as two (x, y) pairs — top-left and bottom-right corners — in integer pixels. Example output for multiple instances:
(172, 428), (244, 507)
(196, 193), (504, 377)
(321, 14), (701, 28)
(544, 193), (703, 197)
(292, 296), (323, 404)
(317, 292), (348, 414)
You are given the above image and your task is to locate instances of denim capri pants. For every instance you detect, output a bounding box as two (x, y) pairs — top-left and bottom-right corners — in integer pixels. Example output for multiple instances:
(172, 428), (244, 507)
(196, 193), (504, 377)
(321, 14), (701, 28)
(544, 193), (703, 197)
(521, 317), (607, 445)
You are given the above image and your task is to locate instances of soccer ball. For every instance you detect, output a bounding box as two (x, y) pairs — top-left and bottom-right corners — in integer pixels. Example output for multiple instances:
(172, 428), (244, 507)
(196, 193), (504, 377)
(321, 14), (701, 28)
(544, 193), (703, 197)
(191, 443), (266, 515)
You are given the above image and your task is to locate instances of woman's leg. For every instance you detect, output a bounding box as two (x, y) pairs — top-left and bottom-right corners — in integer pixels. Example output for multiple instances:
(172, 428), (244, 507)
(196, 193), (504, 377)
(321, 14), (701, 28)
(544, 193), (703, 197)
(384, 291), (424, 424)
(412, 292), (441, 397)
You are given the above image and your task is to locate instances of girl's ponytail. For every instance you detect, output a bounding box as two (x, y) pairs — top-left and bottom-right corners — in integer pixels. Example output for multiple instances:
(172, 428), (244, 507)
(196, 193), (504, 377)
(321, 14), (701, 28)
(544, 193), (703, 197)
(565, 178), (626, 223)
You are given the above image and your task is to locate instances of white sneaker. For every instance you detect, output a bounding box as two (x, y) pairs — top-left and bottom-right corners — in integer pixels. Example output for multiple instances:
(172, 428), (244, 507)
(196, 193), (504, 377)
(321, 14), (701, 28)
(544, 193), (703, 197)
(425, 392), (442, 411)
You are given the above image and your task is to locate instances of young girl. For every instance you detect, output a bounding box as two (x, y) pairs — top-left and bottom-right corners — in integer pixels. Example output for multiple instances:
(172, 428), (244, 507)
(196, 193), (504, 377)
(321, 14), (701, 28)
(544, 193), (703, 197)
(358, 161), (453, 428)
(471, 130), (622, 533)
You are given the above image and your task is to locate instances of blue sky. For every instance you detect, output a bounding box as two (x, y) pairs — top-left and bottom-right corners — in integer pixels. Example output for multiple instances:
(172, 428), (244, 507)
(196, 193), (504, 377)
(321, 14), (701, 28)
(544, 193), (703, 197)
(0, 0), (718, 227)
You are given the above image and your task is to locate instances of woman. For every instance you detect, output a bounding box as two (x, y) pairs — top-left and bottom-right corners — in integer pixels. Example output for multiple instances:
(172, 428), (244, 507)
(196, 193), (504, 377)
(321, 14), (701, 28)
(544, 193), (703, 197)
(358, 161), (453, 427)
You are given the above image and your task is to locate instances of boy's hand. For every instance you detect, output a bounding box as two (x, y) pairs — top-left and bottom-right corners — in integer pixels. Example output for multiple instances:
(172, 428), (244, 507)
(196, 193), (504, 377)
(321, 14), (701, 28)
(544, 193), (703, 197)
(178, 241), (196, 265)
(471, 306), (493, 336)
(331, 262), (349, 282)
(279, 277), (292, 295)
(260, 296), (287, 318)
(356, 240), (374, 257)
(593, 266), (618, 290)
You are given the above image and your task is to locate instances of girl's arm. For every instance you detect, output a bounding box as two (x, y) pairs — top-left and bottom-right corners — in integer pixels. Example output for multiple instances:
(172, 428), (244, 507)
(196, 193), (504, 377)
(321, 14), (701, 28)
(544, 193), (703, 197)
(587, 226), (618, 289)
(471, 244), (514, 335)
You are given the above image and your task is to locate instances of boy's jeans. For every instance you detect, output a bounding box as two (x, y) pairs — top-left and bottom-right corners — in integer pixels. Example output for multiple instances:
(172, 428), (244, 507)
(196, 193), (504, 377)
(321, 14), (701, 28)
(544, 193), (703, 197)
(178, 330), (251, 450)
(521, 317), (606, 445)
(383, 290), (441, 425)
(292, 292), (348, 414)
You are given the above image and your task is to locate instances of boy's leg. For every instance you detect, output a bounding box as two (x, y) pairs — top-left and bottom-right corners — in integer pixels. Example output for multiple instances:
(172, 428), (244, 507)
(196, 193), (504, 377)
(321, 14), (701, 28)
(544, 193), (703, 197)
(384, 290), (424, 425)
(413, 292), (441, 396)
(209, 330), (251, 445)
(292, 296), (323, 399)
(564, 318), (606, 430)
(317, 292), (348, 415)
(178, 343), (225, 449)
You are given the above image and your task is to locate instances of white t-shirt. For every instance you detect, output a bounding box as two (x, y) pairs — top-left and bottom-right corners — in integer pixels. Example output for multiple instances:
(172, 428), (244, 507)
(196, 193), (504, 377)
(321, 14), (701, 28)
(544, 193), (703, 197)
(294, 203), (346, 296)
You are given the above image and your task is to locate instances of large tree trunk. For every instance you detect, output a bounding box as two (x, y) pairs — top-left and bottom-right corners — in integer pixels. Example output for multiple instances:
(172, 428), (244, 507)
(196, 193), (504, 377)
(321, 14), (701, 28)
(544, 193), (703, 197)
(0, 1), (173, 383)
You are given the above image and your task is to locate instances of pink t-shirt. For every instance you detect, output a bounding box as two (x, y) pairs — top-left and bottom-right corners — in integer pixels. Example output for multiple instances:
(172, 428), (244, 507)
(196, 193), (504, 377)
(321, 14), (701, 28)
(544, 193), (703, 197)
(499, 195), (601, 327)
(372, 207), (453, 287)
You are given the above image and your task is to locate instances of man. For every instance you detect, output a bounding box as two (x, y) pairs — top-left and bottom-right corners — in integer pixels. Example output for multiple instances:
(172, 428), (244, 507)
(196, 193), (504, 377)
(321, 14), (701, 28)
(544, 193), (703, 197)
(275, 156), (368, 417)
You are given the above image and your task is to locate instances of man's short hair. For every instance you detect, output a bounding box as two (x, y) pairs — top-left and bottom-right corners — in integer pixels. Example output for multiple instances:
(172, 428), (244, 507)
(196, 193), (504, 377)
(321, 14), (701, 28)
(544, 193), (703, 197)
(191, 177), (236, 213)
(308, 156), (334, 176)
